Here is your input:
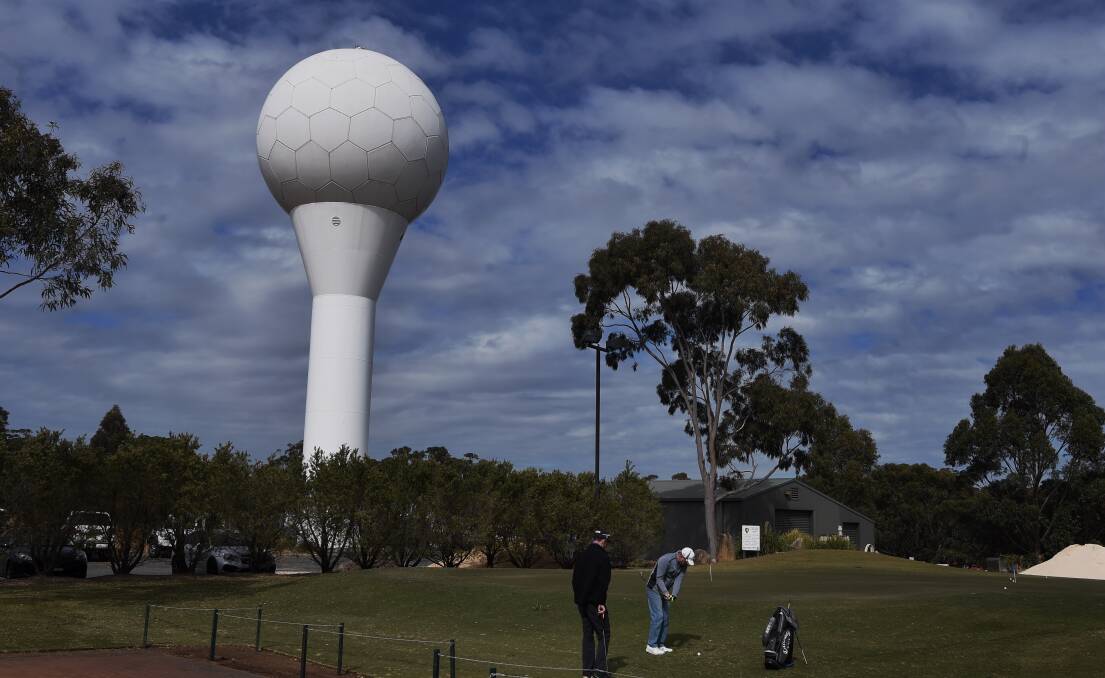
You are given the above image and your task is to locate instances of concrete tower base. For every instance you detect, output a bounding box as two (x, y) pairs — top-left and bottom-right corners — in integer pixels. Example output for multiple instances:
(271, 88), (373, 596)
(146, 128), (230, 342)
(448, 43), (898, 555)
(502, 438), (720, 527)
(303, 293), (375, 456)
(291, 202), (409, 457)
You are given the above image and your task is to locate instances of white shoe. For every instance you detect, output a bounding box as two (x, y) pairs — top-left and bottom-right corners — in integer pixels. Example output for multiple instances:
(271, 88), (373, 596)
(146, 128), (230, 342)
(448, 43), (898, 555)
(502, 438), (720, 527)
(659, 646), (673, 653)
(646, 645), (664, 656)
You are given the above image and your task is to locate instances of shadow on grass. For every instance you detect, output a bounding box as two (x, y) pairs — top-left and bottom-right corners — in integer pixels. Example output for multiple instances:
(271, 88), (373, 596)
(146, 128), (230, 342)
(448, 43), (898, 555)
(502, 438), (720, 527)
(607, 655), (628, 673)
(665, 632), (701, 648)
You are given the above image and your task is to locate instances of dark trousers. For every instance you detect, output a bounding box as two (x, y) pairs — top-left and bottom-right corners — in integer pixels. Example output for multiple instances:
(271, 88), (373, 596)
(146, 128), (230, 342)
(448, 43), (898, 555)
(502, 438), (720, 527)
(578, 603), (611, 676)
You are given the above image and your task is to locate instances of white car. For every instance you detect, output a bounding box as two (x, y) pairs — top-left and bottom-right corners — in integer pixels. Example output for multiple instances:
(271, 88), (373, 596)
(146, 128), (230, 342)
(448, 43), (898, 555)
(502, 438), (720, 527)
(194, 545), (276, 574)
(70, 511), (111, 561)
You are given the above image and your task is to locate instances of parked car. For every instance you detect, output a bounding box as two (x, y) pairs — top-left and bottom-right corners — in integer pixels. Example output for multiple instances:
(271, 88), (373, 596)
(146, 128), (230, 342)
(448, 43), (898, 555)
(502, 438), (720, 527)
(147, 529), (174, 559)
(70, 511), (112, 562)
(1, 539), (87, 579)
(189, 544), (276, 574)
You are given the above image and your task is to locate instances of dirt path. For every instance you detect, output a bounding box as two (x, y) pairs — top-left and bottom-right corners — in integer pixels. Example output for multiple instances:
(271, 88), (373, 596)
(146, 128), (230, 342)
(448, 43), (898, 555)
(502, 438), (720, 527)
(0, 646), (360, 678)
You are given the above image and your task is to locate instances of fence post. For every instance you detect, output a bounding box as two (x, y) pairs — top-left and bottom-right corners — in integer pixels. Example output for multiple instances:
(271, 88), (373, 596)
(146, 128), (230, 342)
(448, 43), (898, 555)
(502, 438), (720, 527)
(255, 607), (263, 651)
(432, 648), (441, 678)
(336, 622), (345, 675)
(143, 604), (151, 648)
(449, 639), (456, 678)
(209, 608), (219, 661)
(299, 625), (308, 678)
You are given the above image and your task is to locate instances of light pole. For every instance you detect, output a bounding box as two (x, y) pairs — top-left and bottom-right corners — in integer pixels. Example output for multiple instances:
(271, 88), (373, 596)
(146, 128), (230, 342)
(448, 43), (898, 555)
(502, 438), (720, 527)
(584, 330), (607, 501)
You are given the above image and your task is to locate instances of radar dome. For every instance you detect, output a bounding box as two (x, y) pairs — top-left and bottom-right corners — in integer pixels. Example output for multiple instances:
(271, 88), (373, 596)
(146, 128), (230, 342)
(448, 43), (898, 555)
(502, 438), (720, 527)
(256, 48), (448, 222)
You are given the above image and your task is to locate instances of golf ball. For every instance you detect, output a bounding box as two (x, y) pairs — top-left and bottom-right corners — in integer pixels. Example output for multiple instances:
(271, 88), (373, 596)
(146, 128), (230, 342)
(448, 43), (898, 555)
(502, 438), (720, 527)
(697, 652), (701, 656)
(1003, 586), (1007, 590)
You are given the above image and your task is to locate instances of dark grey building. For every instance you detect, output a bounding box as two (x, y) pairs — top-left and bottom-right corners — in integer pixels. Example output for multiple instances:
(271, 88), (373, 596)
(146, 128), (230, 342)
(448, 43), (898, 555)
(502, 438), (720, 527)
(649, 478), (875, 557)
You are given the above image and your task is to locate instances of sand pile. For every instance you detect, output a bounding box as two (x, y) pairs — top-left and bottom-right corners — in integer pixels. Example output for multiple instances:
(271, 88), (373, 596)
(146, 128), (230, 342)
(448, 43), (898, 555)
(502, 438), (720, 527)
(1021, 544), (1105, 580)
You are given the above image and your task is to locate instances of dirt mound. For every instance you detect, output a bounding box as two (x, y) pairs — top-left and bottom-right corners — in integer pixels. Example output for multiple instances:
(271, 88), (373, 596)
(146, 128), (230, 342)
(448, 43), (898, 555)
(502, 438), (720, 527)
(1022, 544), (1105, 581)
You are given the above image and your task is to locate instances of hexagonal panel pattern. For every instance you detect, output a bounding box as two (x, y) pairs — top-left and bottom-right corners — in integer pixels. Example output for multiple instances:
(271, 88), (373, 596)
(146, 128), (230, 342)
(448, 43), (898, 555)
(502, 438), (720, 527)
(392, 118), (427, 161)
(313, 61), (355, 87)
(316, 182), (353, 202)
(348, 109), (393, 152)
(269, 142), (298, 183)
(295, 142), (330, 190)
(292, 78), (331, 117)
(394, 159), (428, 201)
(410, 96), (440, 137)
(331, 80), (375, 116)
(373, 82), (411, 120)
(310, 109), (350, 152)
(330, 142), (369, 190)
(275, 108), (310, 150)
(257, 116), (278, 159)
(257, 48), (449, 221)
(353, 180), (398, 209)
(367, 143), (406, 184)
(263, 80), (294, 116)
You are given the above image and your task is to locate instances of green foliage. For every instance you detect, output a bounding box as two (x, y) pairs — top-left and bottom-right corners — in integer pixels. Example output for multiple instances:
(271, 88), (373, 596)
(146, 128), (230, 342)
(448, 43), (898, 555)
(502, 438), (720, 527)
(97, 433), (199, 574)
(502, 468), (544, 568)
(539, 470), (594, 568)
(0, 87), (143, 309)
(944, 344), (1105, 559)
(812, 535), (853, 550)
(470, 457), (514, 567)
(802, 405), (879, 515)
(349, 455), (390, 569)
(293, 446), (359, 573)
(89, 405), (131, 456)
(424, 448), (483, 567)
(759, 522), (792, 555)
(865, 463), (976, 564)
(163, 439), (216, 574)
(0, 428), (89, 571)
(598, 461), (664, 567)
(571, 219), (811, 559)
(379, 447), (432, 567)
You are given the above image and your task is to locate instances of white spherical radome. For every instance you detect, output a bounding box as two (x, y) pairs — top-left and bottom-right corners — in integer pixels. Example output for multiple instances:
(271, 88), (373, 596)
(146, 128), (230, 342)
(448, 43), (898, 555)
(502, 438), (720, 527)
(256, 49), (448, 222)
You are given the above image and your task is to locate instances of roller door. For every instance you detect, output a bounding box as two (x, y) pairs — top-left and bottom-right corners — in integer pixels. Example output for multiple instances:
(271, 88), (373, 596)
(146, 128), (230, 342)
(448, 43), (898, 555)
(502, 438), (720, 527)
(842, 522), (860, 548)
(775, 510), (812, 533)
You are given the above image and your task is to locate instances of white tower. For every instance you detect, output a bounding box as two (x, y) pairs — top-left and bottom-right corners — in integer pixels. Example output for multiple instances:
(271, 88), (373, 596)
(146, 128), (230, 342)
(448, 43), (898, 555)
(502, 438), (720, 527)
(256, 49), (448, 456)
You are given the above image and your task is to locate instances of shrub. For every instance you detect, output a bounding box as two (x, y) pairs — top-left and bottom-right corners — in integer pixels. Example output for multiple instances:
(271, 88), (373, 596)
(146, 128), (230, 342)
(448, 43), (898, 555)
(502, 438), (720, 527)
(813, 535), (853, 550)
(761, 522), (792, 554)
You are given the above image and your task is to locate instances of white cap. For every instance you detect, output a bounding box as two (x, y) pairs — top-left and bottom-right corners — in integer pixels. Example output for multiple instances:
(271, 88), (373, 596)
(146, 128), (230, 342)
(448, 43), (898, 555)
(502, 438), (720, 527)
(680, 547), (695, 566)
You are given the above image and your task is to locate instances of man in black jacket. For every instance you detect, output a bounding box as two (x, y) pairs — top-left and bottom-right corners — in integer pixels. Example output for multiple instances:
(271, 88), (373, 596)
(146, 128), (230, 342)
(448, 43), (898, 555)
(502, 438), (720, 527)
(572, 530), (613, 677)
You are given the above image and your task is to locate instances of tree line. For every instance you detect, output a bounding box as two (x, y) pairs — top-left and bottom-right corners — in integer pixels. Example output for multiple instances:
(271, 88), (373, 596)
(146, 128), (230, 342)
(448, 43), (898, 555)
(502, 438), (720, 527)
(802, 344), (1105, 566)
(0, 405), (663, 576)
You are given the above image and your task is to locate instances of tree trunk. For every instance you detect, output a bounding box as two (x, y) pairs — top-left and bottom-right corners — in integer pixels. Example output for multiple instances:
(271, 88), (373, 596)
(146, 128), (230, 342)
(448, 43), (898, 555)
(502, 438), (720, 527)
(703, 477), (719, 560)
(482, 544), (498, 567)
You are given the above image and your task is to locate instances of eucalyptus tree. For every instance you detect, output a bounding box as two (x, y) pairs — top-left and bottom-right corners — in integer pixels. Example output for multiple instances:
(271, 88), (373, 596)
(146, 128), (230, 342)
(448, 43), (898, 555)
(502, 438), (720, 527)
(1, 87), (143, 309)
(572, 219), (809, 558)
(945, 344), (1105, 560)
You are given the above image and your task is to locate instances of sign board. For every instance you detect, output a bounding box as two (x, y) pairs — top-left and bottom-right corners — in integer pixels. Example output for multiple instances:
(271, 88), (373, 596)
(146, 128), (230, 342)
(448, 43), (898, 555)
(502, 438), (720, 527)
(741, 525), (761, 552)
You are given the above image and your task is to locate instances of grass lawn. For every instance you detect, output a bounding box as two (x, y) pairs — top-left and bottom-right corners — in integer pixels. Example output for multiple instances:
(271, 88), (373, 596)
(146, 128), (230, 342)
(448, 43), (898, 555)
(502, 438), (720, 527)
(2, 550), (1105, 677)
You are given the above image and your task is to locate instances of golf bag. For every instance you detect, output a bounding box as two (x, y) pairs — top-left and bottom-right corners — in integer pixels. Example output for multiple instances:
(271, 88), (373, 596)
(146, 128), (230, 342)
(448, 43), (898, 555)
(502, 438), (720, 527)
(762, 605), (799, 670)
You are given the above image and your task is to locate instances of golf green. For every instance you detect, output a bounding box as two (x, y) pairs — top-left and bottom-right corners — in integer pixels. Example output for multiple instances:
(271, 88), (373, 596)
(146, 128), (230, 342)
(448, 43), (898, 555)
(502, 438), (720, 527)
(1, 550), (1103, 677)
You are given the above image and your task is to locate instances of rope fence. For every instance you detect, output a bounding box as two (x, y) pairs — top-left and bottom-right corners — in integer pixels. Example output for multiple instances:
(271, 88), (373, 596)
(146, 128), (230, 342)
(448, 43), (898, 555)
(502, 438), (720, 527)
(142, 601), (651, 678)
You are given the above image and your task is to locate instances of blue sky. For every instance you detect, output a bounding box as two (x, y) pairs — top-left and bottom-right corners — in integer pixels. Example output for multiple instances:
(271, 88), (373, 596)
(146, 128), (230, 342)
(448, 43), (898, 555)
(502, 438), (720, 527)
(2, 0), (1103, 478)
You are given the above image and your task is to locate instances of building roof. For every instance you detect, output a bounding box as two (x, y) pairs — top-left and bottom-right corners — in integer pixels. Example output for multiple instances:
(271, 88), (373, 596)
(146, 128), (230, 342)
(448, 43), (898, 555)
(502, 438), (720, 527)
(649, 477), (876, 523)
(650, 478), (793, 502)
